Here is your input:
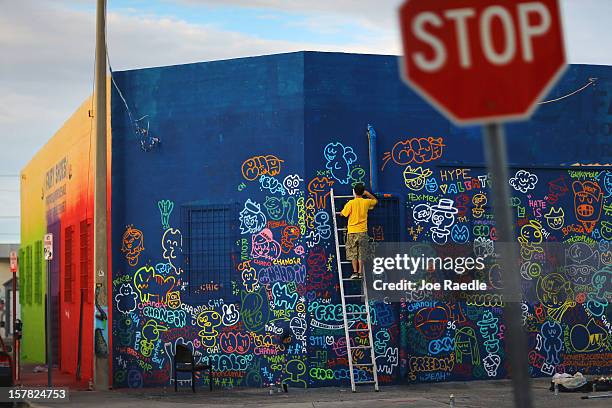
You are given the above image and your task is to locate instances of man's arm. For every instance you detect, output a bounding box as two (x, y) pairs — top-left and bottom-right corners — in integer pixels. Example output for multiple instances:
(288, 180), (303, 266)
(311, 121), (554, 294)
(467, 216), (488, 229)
(363, 190), (378, 207)
(340, 201), (352, 217)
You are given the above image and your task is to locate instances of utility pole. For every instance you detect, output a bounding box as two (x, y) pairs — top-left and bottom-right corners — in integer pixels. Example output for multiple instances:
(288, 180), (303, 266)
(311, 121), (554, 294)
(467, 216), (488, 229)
(93, 0), (109, 390)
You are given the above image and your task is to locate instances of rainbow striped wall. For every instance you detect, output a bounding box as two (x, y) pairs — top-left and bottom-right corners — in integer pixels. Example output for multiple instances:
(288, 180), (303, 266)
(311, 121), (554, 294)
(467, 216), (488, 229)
(20, 90), (111, 382)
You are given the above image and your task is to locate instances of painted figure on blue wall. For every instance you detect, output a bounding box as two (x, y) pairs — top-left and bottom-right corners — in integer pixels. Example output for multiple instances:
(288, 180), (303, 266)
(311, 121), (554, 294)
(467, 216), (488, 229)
(600, 171), (612, 197)
(572, 180), (604, 233)
(121, 225), (145, 266)
(541, 321), (563, 365)
(162, 228), (183, 274)
(157, 200), (174, 230)
(324, 142), (357, 184)
(239, 199), (267, 234)
(115, 283), (138, 314)
(241, 288), (268, 332)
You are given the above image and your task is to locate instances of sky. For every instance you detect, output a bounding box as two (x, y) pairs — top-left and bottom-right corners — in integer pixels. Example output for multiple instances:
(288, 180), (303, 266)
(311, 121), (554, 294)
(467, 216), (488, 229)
(1, 0), (611, 243)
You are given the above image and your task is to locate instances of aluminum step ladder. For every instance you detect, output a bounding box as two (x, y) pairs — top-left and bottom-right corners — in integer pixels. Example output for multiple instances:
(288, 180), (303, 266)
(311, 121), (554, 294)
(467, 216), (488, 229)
(329, 188), (379, 392)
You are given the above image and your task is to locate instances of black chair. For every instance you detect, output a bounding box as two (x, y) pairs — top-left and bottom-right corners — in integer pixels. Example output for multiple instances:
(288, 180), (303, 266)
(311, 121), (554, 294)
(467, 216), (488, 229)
(173, 344), (213, 392)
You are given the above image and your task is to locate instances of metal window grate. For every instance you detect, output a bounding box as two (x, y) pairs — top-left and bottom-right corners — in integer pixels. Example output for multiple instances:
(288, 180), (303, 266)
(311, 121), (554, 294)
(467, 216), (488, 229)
(34, 241), (42, 304)
(367, 196), (401, 242)
(64, 226), (74, 303)
(25, 246), (32, 305)
(80, 219), (92, 303)
(182, 203), (239, 302)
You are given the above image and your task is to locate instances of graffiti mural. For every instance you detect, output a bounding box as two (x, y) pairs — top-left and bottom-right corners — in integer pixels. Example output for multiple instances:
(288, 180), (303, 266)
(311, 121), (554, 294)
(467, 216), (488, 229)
(113, 128), (611, 391)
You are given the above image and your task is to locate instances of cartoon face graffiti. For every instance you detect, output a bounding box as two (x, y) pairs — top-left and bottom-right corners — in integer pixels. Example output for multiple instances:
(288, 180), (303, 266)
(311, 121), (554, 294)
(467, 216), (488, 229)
(222, 304), (240, 326)
(264, 197), (284, 220)
(140, 320), (167, 357)
(251, 228), (281, 261)
(472, 193), (487, 218)
(307, 177), (334, 209)
(509, 170), (538, 193)
(572, 181), (603, 233)
(482, 354), (501, 377)
(290, 317), (307, 340)
(430, 199), (458, 244)
(121, 226), (144, 266)
(536, 273), (572, 308)
(601, 171), (612, 197)
(242, 267), (258, 292)
(349, 166), (366, 187)
(196, 310), (221, 348)
(403, 166), (433, 191)
(544, 207), (564, 230)
(162, 228), (182, 273)
(565, 242), (599, 284)
(601, 221), (612, 241)
(323, 142), (357, 184)
(424, 177), (438, 193)
(283, 174), (303, 195)
(280, 225), (300, 254)
(239, 199), (267, 234)
(414, 306), (448, 339)
(166, 291), (181, 309)
(519, 220), (543, 244)
(133, 265), (176, 304)
(241, 289), (268, 332)
(114, 283), (138, 314)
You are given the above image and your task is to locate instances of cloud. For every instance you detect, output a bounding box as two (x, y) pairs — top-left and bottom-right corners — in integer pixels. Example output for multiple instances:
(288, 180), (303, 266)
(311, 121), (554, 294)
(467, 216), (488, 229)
(1, 0), (611, 243)
(0, 0), (395, 242)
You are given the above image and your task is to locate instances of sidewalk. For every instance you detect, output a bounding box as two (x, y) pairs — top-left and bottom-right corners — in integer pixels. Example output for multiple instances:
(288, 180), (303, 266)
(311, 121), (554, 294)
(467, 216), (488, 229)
(24, 378), (612, 408)
(17, 364), (88, 390)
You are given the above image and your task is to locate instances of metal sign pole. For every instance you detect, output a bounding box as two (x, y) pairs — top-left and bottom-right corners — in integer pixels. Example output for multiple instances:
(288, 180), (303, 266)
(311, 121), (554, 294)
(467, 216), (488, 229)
(482, 123), (533, 408)
(46, 258), (52, 387)
(10, 251), (17, 382)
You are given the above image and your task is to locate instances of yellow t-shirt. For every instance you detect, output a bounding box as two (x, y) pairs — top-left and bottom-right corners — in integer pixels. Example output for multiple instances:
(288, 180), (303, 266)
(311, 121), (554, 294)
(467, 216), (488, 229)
(340, 197), (377, 233)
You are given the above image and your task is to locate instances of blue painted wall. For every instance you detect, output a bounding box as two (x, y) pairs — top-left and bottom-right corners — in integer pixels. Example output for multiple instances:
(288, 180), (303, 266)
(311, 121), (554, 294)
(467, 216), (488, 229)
(111, 51), (612, 389)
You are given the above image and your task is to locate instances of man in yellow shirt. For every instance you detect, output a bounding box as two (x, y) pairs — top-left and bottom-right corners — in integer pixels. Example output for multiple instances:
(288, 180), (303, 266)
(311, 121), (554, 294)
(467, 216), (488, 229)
(340, 183), (377, 279)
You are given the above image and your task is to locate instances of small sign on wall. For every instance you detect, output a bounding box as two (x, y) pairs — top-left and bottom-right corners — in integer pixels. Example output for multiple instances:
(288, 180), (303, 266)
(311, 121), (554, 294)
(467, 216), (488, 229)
(44, 233), (53, 260)
(9, 251), (17, 273)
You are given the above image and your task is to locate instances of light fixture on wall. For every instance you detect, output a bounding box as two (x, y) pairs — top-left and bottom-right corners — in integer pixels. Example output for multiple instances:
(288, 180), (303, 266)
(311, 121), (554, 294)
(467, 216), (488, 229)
(135, 115), (160, 152)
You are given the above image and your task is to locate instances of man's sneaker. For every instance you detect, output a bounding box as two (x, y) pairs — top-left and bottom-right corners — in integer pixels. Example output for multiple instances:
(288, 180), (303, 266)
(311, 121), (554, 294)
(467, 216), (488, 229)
(349, 273), (362, 280)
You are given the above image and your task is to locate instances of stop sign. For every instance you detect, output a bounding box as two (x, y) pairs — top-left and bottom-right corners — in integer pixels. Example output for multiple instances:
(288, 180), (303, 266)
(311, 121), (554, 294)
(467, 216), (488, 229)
(399, 0), (566, 124)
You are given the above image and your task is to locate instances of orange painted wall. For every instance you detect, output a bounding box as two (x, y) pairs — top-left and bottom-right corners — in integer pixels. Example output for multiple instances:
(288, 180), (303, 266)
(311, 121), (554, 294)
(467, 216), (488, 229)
(20, 84), (112, 383)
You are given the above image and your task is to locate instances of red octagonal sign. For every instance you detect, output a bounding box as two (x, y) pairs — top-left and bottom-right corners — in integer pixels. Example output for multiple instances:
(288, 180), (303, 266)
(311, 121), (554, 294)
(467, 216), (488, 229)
(399, 0), (566, 124)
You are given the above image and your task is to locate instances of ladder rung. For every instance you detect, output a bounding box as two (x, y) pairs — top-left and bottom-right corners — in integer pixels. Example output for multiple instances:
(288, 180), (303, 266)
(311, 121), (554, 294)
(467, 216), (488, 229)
(334, 195), (354, 198)
(355, 380), (377, 385)
(337, 228), (347, 231)
(353, 363), (373, 366)
(350, 345), (372, 349)
(341, 278), (362, 281)
(340, 261), (352, 264)
(348, 328), (370, 332)
(335, 212), (342, 215)
(344, 294), (365, 298)
(345, 311), (367, 315)
(338, 244), (346, 247)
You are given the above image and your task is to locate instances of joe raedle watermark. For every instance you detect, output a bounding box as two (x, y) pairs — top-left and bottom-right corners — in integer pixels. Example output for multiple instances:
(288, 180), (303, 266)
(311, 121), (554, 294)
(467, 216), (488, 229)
(372, 252), (487, 292)
(364, 242), (504, 302)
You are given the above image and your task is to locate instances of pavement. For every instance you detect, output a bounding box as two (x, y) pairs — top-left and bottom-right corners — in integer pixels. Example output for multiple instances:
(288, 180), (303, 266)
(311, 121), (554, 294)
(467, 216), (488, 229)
(20, 378), (612, 408)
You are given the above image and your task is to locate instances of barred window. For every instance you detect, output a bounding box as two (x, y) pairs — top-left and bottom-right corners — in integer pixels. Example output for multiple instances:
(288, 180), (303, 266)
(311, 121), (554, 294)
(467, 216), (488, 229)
(80, 219), (92, 303)
(34, 241), (42, 304)
(368, 196), (401, 242)
(64, 226), (74, 303)
(182, 204), (238, 302)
